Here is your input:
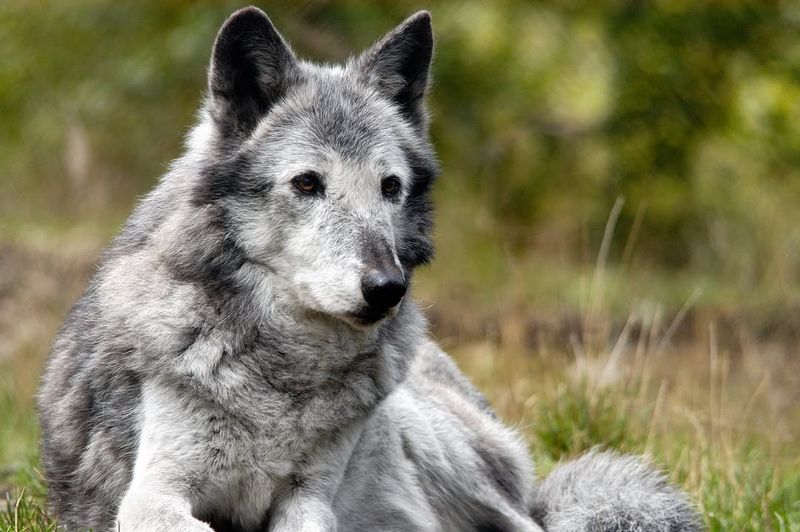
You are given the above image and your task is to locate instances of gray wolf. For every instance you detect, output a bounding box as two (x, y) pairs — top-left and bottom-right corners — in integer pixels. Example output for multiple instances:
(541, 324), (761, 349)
(38, 7), (703, 531)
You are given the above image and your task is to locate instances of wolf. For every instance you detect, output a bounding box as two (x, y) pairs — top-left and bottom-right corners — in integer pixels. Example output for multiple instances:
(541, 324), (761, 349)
(38, 7), (702, 532)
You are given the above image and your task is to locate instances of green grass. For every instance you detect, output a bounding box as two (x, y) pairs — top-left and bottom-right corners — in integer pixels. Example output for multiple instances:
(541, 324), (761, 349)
(447, 306), (800, 531)
(527, 375), (800, 531)
(0, 377), (52, 532)
(0, 463), (54, 532)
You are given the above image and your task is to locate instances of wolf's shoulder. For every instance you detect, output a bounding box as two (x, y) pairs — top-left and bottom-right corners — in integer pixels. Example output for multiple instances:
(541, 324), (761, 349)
(405, 338), (495, 415)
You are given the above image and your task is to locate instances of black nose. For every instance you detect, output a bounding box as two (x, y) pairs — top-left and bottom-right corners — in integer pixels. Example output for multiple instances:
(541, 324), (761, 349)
(361, 268), (407, 311)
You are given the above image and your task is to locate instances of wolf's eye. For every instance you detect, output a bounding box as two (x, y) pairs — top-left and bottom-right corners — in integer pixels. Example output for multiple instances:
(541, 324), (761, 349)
(291, 172), (323, 196)
(381, 176), (402, 199)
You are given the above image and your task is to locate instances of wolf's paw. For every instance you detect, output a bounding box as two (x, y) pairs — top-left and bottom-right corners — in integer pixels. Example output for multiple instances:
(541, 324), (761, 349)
(116, 518), (214, 532)
(115, 501), (216, 532)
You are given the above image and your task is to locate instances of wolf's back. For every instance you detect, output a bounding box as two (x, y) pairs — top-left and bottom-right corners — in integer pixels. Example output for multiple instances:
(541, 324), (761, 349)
(532, 450), (703, 531)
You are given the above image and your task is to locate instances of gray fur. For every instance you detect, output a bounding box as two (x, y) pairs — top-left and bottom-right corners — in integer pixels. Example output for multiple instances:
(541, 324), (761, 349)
(532, 450), (704, 531)
(37, 7), (702, 532)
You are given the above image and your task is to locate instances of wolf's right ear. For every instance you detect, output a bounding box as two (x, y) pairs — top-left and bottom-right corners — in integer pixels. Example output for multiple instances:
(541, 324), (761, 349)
(208, 7), (296, 139)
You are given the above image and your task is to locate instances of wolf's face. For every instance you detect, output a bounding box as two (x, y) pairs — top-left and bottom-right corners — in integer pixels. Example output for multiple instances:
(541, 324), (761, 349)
(229, 83), (424, 326)
(191, 8), (437, 327)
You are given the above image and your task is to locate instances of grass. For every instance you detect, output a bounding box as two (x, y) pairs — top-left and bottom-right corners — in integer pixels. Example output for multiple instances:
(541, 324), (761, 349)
(450, 334), (800, 531)
(0, 223), (798, 530)
(0, 465), (53, 532)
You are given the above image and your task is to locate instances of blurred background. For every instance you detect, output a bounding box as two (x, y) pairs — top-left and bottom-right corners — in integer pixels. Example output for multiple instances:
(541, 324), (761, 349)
(1, 1), (799, 530)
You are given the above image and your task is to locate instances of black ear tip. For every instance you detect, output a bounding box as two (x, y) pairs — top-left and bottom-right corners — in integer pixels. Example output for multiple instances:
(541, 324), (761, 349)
(407, 11), (433, 32)
(227, 6), (269, 23)
(212, 6), (280, 65)
(402, 11), (433, 50)
(411, 10), (432, 22)
(218, 6), (272, 36)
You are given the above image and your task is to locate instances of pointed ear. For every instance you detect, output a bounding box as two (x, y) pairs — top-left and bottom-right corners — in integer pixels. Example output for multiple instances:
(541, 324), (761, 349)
(357, 11), (433, 128)
(208, 7), (296, 139)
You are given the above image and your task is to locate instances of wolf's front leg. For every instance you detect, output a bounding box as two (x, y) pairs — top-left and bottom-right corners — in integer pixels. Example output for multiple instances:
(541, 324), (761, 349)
(115, 439), (215, 532)
(116, 490), (213, 532)
(115, 382), (223, 532)
(269, 422), (366, 532)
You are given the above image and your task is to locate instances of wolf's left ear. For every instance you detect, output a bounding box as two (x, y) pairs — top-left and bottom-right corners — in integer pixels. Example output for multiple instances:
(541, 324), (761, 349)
(357, 11), (433, 128)
(208, 7), (296, 139)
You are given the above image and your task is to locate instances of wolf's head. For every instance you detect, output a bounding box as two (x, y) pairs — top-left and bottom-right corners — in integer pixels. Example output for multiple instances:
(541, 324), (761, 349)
(185, 7), (437, 328)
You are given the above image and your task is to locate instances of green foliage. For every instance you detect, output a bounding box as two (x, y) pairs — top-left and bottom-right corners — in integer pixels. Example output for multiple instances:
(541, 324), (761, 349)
(525, 369), (800, 530)
(533, 380), (646, 458)
(0, 471), (56, 532)
(0, 379), (37, 474)
(0, 496), (56, 532)
(698, 455), (800, 531)
(0, 436), (54, 532)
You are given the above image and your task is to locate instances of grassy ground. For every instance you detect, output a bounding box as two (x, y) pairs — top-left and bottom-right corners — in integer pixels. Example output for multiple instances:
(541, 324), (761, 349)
(0, 228), (798, 531)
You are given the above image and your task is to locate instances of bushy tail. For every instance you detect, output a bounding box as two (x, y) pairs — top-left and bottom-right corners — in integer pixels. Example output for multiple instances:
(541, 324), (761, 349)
(531, 450), (703, 532)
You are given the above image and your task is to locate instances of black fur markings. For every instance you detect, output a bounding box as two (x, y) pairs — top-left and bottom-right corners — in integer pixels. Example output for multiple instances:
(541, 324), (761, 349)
(398, 145), (438, 268)
(400, 433), (416, 462)
(175, 226), (247, 299)
(192, 151), (272, 206)
(171, 175), (251, 301)
(474, 444), (524, 503)
(475, 524), (509, 532)
(188, 153), (271, 303)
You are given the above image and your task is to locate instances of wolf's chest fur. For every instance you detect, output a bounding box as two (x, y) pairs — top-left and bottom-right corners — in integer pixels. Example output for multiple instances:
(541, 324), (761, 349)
(137, 378), (293, 528)
(133, 317), (397, 528)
